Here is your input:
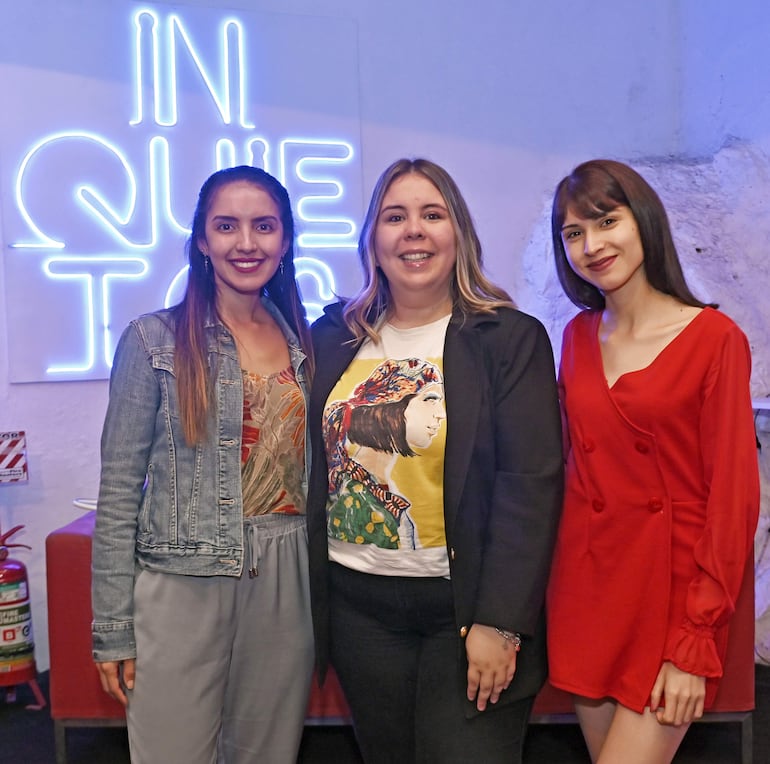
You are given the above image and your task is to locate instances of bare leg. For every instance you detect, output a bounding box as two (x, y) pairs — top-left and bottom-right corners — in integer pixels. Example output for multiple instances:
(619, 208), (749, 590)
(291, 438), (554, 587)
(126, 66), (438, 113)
(574, 696), (617, 763)
(597, 704), (690, 764)
(575, 695), (690, 764)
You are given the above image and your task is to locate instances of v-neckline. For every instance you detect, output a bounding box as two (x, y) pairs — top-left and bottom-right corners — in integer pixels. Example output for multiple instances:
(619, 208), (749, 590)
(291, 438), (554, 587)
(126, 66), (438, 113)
(592, 308), (707, 390)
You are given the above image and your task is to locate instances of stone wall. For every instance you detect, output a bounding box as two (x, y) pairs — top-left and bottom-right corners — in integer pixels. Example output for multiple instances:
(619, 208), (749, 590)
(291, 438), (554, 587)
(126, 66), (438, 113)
(756, 427), (770, 664)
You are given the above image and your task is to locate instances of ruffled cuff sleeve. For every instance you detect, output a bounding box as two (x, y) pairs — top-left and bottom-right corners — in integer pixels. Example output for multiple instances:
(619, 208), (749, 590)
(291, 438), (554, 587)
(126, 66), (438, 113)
(663, 618), (722, 679)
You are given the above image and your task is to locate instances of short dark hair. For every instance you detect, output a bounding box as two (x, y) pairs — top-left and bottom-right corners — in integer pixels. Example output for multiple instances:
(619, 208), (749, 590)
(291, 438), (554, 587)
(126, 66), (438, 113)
(346, 396), (417, 457)
(551, 159), (712, 310)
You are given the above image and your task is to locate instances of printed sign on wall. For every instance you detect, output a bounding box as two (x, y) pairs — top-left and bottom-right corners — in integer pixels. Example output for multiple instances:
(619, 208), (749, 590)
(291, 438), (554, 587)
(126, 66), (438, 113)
(0, 432), (28, 484)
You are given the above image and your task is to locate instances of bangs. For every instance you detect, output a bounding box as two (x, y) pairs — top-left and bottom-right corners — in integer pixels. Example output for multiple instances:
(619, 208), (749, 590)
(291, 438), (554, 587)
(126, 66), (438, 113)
(554, 166), (629, 225)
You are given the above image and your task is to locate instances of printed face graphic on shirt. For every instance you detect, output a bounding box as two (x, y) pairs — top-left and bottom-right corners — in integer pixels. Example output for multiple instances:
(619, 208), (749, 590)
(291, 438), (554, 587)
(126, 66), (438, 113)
(324, 358), (447, 550)
(404, 383), (446, 450)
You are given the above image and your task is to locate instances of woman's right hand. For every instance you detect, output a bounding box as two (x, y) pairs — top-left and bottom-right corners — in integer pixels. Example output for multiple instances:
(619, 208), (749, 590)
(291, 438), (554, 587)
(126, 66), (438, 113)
(465, 624), (518, 711)
(649, 661), (705, 726)
(95, 658), (135, 706)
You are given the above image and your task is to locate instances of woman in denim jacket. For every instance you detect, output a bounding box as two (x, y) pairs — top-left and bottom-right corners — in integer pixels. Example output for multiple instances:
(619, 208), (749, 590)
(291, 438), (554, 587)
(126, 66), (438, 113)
(91, 165), (315, 764)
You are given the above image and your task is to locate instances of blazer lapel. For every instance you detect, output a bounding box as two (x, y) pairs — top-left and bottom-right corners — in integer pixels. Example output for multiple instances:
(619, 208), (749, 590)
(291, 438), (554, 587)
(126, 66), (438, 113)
(310, 318), (361, 422)
(442, 313), (487, 534)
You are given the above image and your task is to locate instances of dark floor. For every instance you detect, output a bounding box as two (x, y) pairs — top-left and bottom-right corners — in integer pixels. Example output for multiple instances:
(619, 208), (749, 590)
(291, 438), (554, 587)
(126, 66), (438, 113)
(2, 667), (769, 763)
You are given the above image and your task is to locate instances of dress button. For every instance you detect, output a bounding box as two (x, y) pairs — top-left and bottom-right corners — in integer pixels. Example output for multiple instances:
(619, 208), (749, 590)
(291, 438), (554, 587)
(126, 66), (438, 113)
(635, 441), (650, 454)
(459, 626), (468, 638)
(582, 439), (596, 453)
(592, 498), (605, 513)
(648, 497), (664, 512)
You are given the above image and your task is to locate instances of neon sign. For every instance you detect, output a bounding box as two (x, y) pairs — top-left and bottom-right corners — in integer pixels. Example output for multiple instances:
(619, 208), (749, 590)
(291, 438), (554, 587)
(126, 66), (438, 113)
(129, 12), (256, 129)
(3, 5), (362, 382)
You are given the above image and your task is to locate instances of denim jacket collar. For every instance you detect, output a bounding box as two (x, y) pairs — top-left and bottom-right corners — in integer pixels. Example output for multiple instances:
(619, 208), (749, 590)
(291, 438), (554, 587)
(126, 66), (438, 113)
(202, 296), (308, 383)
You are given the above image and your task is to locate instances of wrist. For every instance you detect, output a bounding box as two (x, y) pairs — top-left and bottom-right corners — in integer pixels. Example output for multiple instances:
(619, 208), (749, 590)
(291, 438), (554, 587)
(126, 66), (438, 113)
(494, 627), (522, 651)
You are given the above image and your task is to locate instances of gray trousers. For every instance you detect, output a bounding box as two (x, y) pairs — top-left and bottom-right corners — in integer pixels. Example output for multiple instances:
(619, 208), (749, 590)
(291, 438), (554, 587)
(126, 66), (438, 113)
(127, 514), (314, 764)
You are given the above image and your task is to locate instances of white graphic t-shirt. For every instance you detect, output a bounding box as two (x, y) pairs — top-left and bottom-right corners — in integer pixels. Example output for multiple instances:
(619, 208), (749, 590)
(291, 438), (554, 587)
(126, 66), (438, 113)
(323, 315), (451, 577)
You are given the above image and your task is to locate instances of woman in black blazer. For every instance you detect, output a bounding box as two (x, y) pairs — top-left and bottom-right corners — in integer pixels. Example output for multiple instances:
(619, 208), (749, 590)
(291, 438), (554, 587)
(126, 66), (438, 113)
(307, 158), (563, 764)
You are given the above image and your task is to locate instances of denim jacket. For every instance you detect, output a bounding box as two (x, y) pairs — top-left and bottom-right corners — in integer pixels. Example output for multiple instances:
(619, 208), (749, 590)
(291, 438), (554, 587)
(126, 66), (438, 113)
(92, 298), (309, 661)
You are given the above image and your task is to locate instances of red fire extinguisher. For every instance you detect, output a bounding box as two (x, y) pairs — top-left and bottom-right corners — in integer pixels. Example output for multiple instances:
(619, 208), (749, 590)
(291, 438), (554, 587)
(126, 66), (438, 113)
(0, 524), (46, 708)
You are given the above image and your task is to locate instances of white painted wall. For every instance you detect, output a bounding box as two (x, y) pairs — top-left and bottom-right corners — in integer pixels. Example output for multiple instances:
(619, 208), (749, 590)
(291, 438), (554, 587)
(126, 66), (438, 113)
(1, 0), (768, 672)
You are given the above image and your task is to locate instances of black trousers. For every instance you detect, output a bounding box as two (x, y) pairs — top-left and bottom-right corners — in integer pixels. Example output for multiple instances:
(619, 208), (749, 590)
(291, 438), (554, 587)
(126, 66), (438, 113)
(329, 562), (533, 764)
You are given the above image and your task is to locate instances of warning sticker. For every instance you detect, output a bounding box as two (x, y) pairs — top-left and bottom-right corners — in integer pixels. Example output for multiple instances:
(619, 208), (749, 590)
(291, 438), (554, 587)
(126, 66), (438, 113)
(0, 432), (28, 484)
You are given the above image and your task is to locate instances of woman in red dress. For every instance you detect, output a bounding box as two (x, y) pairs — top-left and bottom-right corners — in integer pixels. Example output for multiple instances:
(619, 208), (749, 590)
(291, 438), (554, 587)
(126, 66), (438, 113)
(546, 159), (759, 763)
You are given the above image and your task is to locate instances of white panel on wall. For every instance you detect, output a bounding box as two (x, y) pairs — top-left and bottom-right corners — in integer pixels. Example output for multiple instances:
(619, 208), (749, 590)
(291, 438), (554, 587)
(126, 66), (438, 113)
(0, 1), (363, 383)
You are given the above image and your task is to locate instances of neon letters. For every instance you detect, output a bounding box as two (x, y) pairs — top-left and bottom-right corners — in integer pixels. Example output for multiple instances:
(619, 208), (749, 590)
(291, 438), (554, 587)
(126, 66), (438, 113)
(8, 6), (360, 380)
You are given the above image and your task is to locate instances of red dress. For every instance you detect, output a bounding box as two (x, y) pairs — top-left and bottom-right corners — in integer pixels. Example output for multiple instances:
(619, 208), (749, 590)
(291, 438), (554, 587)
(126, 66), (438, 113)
(547, 308), (759, 712)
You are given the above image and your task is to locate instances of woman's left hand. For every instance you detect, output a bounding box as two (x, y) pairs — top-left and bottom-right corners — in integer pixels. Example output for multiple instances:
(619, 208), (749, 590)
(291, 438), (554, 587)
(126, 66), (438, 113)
(465, 623), (518, 711)
(649, 661), (706, 726)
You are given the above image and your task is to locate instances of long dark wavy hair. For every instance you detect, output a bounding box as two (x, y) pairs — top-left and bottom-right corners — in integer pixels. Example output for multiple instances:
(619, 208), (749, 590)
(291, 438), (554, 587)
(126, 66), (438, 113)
(551, 159), (714, 311)
(173, 165), (313, 445)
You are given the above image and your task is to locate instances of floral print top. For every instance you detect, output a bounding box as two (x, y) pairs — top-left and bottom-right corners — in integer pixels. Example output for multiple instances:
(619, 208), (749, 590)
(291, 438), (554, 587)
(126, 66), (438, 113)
(241, 365), (305, 516)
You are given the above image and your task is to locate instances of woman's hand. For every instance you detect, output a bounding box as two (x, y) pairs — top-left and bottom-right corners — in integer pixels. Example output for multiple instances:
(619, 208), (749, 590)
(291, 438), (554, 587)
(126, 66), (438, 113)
(649, 661), (705, 726)
(95, 658), (135, 707)
(465, 623), (518, 711)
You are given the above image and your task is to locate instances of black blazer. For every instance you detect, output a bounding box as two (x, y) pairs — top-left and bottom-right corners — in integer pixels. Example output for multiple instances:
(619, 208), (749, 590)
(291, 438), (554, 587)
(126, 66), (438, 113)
(307, 303), (564, 707)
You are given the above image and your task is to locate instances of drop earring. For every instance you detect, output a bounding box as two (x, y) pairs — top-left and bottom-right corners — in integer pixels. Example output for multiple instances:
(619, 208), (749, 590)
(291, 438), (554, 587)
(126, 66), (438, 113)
(203, 255), (212, 275)
(279, 257), (285, 276)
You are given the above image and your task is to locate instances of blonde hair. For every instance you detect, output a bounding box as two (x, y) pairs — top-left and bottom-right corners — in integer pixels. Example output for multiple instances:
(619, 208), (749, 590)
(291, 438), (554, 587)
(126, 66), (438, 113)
(343, 158), (514, 342)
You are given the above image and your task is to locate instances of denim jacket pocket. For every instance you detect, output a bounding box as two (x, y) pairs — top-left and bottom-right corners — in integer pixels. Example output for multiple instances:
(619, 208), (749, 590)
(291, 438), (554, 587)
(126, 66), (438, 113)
(149, 348), (181, 420)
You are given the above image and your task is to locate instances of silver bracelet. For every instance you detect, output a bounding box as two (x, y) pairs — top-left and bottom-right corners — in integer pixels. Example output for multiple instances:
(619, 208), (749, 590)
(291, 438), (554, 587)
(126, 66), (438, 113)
(495, 628), (522, 652)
